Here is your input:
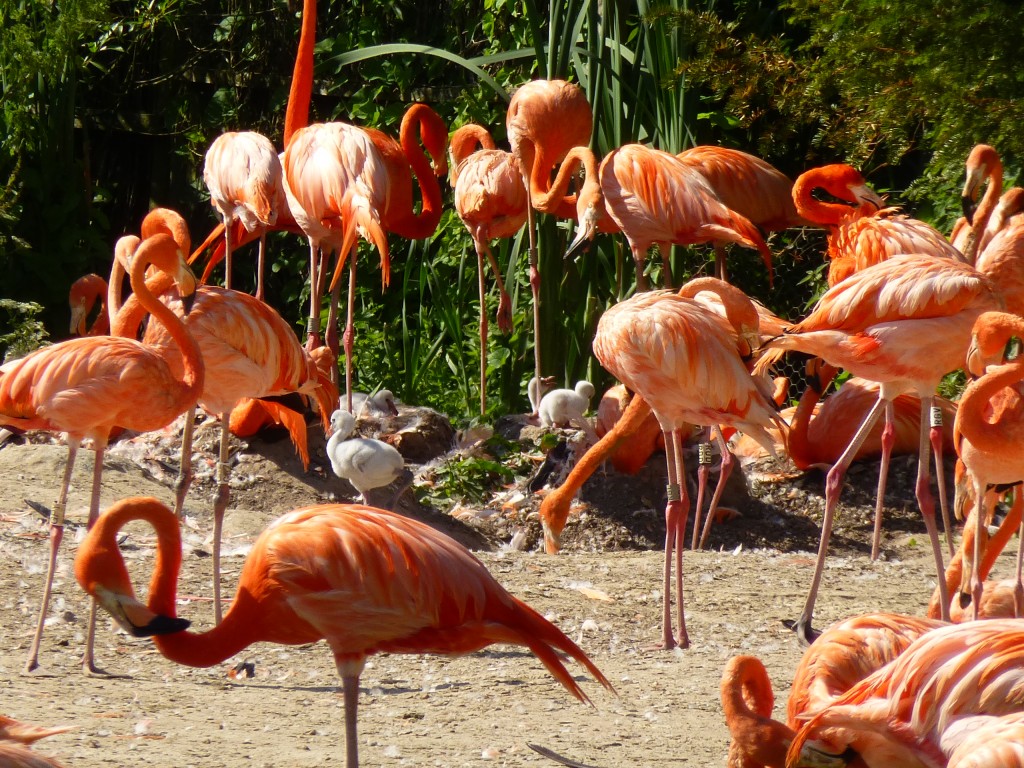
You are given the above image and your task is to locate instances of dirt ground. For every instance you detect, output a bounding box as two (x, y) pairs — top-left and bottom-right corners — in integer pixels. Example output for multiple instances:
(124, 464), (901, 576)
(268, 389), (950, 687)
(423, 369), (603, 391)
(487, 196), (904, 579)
(0, 408), (987, 768)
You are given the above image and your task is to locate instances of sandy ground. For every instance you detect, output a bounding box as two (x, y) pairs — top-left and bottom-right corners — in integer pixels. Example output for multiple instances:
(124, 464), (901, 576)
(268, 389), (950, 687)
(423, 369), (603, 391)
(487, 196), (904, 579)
(0, 417), (978, 768)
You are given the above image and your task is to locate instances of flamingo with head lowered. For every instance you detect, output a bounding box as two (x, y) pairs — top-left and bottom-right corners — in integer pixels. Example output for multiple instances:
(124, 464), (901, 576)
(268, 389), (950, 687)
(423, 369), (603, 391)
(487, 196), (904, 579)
(75, 496), (614, 768)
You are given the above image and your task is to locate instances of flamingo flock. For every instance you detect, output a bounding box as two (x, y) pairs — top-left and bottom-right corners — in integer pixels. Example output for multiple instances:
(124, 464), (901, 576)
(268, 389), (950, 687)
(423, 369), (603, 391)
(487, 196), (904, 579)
(3, 0), (1024, 763)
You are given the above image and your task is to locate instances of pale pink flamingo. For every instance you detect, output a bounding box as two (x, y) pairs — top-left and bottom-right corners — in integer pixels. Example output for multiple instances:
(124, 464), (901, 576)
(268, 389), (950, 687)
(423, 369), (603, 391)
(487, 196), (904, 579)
(753, 252), (1007, 642)
(202, 130), (284, 299)
(75, 496), (614, 768)
(592, 277), (787, 649)
(1, 231), (203, 674)
(449, 122), (525, 414)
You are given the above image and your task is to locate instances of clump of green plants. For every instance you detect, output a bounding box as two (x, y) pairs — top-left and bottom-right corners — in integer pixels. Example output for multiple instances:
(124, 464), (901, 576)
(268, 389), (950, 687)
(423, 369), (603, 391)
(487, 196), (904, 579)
(415, 433), (536, 512)
(0, 299), (49, 363)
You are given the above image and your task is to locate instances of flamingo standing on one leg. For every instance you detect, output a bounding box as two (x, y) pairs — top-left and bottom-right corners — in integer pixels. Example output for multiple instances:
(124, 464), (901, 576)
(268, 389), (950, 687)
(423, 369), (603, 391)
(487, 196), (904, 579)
(592, 277), (787, 649)
(449, 123), (526, 415)
(675, 145), (809, 283)
(506, 79), (593, 401)
(75, 496), (614, 768)
(282, 120), (390, 407)
(566, 143), (773, 291)
(1, 233), (204, 674)
(753, 253), (1006, 642)
(792, 164), (964, 286)
(202, 130), (285, 299)
(953, 310), (1024, 620)
(115, 210), (336, 624)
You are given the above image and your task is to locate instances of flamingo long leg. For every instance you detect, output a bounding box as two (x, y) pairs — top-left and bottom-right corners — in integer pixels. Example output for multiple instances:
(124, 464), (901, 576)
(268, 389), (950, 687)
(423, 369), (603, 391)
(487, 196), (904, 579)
(697, 426), (736, 550)
(691, 434), (712, 550)
(524, 205), (543, 415)
(660, 430), (690, 650)
(475, 242), (488, 416)
(24, 441), (79, 673)
(794, 396), (887, 645)
(212, 411), (232, 624)
(305, 238), (321, 350)
(82, 437), (110, 676)
(222, 213), (234, 291)
(173, 407), (197, 520)
(915, 397), (950, 622)
(870, 401), (896, 560)
(256, 230), (267, 302)
(928, 404), (954, 558)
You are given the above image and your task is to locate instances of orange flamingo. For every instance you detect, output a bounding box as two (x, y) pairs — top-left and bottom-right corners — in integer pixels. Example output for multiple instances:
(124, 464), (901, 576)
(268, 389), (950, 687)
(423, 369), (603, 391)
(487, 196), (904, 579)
(722, 612), (941, 767)
(567, 143), (773, 291)
(106, 234), (140, 327)
(954, 310), (1024, 620)
(675, 145), (808, 283)
(115, 211), (335, 623)
(1, 232), (203, 674)
(753, 252), (1007, 641)
(592, 277), (787, 649)
(785, 619), (1024, 767)
(505, 79), (593, 399)
(450, 123), (525, 415)
(949, 144), (1002, 264)
(202, 130), (284, 299)
(791, 164), (963, 286)
(975, 186), (1024, 257)
(75, 496), (614, 768)
(67, 273), (109, 337)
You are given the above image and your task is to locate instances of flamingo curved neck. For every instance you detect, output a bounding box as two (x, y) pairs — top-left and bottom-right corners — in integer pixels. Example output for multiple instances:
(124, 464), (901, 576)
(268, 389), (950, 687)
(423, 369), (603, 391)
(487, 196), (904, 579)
(449, 124), (497, 170)
(390, 104), (447, 239)
(792, 172), (857, 227)
(128, 244), (204, 403)
(539, 394), (652, 552)
(787, 365), (839, 470)
(720, 657), (794, 768)
(284, 0), (317, 146)
(957, 360), (1024, 454)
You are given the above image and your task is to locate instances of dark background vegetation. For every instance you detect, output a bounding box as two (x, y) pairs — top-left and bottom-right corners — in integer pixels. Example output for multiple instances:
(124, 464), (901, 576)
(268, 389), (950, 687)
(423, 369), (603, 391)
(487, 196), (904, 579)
(2, 0), (1021, 422)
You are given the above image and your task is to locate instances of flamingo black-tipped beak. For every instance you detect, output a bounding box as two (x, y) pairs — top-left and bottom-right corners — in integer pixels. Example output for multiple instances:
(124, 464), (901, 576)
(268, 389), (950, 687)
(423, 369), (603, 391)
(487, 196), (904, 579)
(962, 194), (978, 225)
(132, 614), (191, 638)
(565, 228), (592, 261)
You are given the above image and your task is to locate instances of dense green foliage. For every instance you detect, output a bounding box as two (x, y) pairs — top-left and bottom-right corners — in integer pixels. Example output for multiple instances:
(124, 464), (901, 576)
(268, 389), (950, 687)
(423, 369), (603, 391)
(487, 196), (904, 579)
(1, 0), (1020, 423)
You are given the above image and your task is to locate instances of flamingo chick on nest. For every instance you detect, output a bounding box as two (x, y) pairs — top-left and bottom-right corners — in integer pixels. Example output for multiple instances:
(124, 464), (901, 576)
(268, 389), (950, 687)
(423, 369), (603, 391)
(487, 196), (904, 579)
(326, 409), (410, 508)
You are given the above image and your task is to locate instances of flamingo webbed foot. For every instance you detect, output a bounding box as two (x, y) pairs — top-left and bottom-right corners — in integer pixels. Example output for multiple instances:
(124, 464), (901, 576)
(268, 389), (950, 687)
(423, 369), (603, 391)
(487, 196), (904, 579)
(785, 616), (820, 647)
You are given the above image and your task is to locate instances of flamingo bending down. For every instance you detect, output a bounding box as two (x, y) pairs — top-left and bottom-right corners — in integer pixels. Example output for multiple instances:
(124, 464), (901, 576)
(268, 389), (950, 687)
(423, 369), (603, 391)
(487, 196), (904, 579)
(595, 384), (663, 475)
(792, 164), (963, 287)
(722, 612), (942, 767)
(675, 145), (807, 283)
(449, 123), (526, 415)
(75, 496), (614, 768)
(785, 619), (1024, 768)
(565, 143), (772, 291)
(1, 232), (204, 674)
(754, 252), (1006, 642)
(202, 130), (284, 299)
(593, 277), (787, 649)
(506, 79), (594, 399)
(68, 273), (109, 337)
(953, 311), (1024, 620)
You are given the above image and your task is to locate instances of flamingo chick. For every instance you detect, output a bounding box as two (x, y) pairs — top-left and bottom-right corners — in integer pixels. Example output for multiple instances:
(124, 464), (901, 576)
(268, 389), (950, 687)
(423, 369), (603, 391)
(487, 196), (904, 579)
(327, 409), (409, 507)
(75, 496), (614, 768)
(538, 381), (598, 441)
